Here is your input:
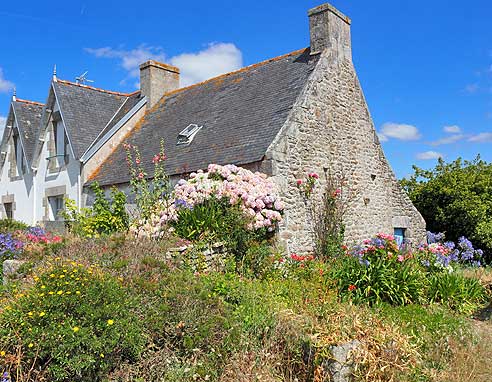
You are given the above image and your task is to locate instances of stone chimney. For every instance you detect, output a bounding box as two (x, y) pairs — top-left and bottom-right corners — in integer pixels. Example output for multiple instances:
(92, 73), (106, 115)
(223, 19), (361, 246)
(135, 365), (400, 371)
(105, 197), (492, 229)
(139, 60), (180, 108)
(308, 3), (352, 60)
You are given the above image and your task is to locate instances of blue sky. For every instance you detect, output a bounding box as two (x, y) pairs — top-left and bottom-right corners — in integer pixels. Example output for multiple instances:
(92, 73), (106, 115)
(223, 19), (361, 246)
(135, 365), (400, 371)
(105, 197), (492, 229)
(0, 0), (490, 178)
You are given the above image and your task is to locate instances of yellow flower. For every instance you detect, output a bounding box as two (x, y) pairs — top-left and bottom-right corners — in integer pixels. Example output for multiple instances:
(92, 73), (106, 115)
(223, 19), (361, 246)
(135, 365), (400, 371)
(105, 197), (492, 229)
(100, 353), (104, 358)
(49, 273), (55, 278)
(48, 291), (54, 295)
(57, 291), (63, 295)
(59, 275), (65, 279)
(28, 343), (34, 348)
(1, 350), (6, 356)
(75, 291), (81, 295)
(27, 311), (34, 316)
(66, 291), (71, 295)
(72, 326), (80, 332)
(107, 319), (114, 326)
(41, 285), (46, 289)
(39, 293), (45, 297)
(39, 312), (46, 317)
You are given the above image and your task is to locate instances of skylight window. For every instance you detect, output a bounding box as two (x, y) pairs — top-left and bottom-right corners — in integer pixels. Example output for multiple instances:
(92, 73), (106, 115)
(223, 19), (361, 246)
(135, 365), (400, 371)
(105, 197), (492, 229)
(177, 124), (202, 146)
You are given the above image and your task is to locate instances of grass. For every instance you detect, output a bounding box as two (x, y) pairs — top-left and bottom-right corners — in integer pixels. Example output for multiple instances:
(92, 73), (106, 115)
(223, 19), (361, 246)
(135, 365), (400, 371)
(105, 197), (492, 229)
(1, 234), (490, 381)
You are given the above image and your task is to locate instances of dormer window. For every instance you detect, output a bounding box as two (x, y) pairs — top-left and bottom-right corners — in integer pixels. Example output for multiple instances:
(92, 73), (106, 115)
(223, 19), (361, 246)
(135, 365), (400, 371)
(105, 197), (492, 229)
(177, 124), (202, 146)
(13, 132), (26, 175)
(53, 119), (69, 166)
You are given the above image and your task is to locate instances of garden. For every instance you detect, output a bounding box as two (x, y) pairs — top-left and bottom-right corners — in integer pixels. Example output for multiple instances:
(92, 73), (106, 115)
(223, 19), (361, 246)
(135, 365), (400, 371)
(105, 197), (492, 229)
(0, 145), (491, 382)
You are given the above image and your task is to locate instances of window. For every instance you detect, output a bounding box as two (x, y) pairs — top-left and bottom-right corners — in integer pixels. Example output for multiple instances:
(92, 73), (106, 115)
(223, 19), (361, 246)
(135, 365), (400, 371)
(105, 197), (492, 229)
(177, 124), (202, 146)
(13, 133), (26, 175)
(53, 120), (69, 166)
(394, 228), (406, 247)
(4, 203), (13, 220)
(48, 195), (64, 221)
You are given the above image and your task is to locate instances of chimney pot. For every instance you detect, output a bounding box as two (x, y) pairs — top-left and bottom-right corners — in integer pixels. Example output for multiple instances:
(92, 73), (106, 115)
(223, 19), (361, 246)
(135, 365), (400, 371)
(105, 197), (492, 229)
(308, 3), (352, 60)
(140, 60), (180, 108)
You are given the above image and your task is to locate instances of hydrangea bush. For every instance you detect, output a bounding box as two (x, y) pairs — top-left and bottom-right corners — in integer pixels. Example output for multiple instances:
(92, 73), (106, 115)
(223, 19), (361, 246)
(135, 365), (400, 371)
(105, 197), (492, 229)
(131, 164), (284, 240)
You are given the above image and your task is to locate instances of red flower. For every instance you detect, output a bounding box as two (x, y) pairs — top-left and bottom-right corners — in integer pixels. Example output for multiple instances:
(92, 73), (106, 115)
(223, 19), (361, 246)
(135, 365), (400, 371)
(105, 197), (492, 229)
(308, 172), (319, 179)
(135, 158), (141, 165)
(137, 172), (144, 179)
(348, 284), (357, 292)
(296, 179), (303, 186)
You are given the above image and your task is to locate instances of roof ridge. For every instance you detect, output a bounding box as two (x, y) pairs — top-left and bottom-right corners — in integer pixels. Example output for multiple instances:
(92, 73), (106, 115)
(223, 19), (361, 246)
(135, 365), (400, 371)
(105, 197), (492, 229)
(15, 98), (44, 106)
(159, 47), (309, 101)
(56, 79), (138, 97)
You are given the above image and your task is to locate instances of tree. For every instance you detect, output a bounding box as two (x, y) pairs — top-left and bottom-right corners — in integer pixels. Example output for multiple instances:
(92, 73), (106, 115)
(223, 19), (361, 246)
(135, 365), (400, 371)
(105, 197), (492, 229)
(401, 156), (492, 261)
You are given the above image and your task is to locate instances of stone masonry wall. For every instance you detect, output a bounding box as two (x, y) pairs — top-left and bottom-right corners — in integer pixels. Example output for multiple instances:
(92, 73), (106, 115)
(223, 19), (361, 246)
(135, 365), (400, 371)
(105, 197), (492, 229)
(266, 49), (426, 254)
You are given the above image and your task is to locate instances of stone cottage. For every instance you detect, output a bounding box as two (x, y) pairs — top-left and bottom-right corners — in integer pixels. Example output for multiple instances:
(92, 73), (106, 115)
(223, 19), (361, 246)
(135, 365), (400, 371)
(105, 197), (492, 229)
(0, 3), (426, 251)
(89, 3), (426, 250)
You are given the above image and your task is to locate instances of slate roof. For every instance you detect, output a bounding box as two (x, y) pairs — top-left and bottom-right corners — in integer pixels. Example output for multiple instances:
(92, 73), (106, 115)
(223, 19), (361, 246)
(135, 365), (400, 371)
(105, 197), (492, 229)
(90, 47), (319, 186)
(12, 99), (44, 165)
(91, 91), (143, 149)
(53, 80), (135, 159)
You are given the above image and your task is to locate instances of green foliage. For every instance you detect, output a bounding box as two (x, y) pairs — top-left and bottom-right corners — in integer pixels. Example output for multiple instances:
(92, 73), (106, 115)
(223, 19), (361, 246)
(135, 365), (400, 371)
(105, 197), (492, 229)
(0, 261), (145, 381)
(333, 252), (427, 306)
(125, 139), (171, 220)
(0, 218), (29, 233)
(401, 156), (492, 260)
(173, 197), (268, 264)
(427, 271), (487, 314)
(62, 182), (128, 237)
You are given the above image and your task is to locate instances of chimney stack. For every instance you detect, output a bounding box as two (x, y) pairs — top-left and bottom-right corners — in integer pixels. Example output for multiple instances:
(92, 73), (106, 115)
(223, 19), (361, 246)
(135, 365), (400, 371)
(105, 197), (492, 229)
(308, 3), (352, 60)
(140, 60), (180, 108)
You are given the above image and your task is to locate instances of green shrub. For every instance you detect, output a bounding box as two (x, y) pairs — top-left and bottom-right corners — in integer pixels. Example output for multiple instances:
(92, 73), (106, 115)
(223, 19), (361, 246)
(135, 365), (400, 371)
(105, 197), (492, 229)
(427, 271), (487, 314)
(63, 182), (129, 238)
(0, 260), (145, 381)
(401, 156), (492, 261)
(0, 218), (28, 233)
(333, 233), (428, 306)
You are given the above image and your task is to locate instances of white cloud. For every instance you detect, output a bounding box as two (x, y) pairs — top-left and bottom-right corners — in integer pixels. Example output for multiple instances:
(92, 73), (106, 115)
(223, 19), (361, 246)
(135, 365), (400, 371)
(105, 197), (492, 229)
(416, 151), (443, 160)
(85, 45), (165, 79)
(465, 83), (479, 94)
(85, 42), (243, 88)
(377, 133), (388, 142)
(443, 125), (461, 134)
(0, 115), (6, 139)
(378, 122), (421, 141)
(170, 43), (243, 87)
(429, 134), (465, 146)
(0, 68), (14, 93)
(468, 132), (492, 143)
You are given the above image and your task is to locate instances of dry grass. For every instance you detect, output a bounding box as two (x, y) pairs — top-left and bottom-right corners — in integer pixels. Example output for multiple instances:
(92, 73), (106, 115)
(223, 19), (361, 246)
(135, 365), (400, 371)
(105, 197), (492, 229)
(437, 320), (492, 382)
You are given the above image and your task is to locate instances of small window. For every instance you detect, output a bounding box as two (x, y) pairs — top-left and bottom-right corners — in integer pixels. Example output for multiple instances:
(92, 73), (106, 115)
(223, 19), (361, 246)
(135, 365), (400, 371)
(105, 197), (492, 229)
(394, 228), (406, 247)
(4, 203), (13, 220)
(48, 195), (64, 221)
(13, 133), (26, 175)
(177, 124), (202, 146)
(53, 120), (69, 166)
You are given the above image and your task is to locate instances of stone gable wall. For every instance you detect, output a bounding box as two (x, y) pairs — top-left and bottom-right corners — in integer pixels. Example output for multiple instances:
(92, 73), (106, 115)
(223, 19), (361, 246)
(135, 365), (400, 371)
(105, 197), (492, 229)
(266, 50), (426, 254)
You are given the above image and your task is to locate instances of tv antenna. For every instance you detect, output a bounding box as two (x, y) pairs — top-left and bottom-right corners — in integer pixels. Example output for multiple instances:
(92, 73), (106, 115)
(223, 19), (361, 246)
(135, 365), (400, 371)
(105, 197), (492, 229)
(75, 71), (94, 85)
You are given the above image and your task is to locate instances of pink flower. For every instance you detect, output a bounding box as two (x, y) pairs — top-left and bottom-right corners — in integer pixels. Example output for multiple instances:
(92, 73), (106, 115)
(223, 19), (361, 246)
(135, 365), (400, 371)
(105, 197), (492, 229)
(135, 158), (141, 165)
(137, 172), (144, 179)
(309, 172), (319, 179)
(296, 179), (303, 186)
(152, 155), (160, 163)
(397, 255), (404, 262)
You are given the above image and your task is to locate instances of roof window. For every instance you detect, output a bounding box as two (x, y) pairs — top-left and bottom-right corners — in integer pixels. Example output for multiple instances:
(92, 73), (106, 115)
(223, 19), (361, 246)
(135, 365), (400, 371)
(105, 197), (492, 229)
(177, 123), (202, 146)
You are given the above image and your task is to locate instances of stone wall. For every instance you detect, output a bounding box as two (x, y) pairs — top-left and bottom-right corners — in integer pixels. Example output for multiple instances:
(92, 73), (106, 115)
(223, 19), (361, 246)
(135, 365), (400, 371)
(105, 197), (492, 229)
(266, 48), (426, 254)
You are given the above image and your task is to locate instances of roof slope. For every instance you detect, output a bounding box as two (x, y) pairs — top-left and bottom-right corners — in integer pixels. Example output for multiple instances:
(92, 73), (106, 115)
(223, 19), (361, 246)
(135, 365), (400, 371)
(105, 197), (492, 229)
(91, 48), (319, 186)
(13, 99), (44, 165)
(53, 81), (131, 159)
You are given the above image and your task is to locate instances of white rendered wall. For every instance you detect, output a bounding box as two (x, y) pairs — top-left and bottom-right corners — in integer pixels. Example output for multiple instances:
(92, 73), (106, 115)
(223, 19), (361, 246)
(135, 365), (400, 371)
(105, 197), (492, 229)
(0, 131), (36, 224)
